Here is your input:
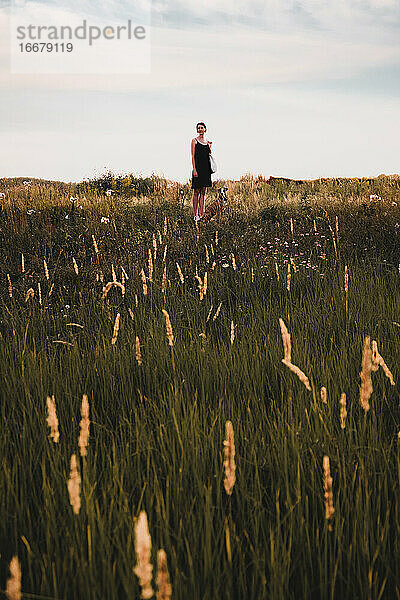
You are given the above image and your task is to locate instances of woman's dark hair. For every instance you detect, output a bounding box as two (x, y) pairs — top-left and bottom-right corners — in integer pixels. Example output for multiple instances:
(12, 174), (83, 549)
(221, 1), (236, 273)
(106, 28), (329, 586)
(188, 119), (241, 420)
(196, 122), (206, 130)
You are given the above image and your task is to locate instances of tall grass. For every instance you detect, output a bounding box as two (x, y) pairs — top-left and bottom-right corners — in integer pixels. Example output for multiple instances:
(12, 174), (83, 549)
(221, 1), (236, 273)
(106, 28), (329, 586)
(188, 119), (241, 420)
(0, 176), (399, 599)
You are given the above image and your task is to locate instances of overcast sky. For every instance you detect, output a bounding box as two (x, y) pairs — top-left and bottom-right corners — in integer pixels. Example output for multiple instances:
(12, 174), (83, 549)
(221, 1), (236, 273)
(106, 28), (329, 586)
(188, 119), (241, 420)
(0, 0), (399, 183)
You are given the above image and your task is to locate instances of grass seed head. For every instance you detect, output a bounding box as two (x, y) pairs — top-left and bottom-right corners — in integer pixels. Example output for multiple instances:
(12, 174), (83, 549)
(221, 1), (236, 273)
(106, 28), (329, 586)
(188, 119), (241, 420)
(371, 339), (395, 385)
(320, 387), (327, 404)
(223, 420), (236, 495)
(7, 273), (12, 297)
(176, 262), (184, 284)
(156, 549), (172, 600)
(43, 259), (49, 280)
(46, 395), (59, 443)
(111, 313), (120, 345)
(340, 392), (347, 429)
(279, 318), (291, 362)
(78, 394), (90, 457)
(6, 556), (21, 600)
(136, 336), (142, 365)
(134, 511), (154, 599)
(25, 288), (34, 302)
(67, 454), (81, 515)
(162, 309), (174, 346)
(323, 455), (335, 522)
(148, 249), (153, 282)
(282, 359), (312, 391)
(140, 269), (148, 296)
(360, 336), (372, 412)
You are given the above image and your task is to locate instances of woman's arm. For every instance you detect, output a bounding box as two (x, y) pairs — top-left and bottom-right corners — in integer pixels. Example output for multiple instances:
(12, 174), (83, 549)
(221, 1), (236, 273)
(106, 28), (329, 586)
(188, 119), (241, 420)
(191, 138), (198, 176)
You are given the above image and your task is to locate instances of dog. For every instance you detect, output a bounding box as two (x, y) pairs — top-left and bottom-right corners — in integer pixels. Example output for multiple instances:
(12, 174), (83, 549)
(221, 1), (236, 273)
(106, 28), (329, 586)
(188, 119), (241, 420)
(201, 187), (228, 224)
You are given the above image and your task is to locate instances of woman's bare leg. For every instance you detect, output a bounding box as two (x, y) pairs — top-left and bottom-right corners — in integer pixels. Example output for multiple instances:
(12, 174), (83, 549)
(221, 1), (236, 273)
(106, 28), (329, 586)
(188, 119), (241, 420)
(199, 188), (206, 217)
(192, 189), (200, 216)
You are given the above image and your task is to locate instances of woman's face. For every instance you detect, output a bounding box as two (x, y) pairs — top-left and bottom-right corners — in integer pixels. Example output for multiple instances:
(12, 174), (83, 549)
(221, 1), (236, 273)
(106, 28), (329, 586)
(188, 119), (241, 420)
(197, 124), (206, 134)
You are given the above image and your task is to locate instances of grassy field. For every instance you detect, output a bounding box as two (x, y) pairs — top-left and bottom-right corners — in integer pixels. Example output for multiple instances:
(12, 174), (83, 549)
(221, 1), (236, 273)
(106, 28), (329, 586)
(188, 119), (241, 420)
(0, 174), (399, 599)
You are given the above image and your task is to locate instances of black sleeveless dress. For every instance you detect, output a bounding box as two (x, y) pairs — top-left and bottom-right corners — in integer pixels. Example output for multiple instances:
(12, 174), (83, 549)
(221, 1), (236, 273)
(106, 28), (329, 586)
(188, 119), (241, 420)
(191, 139), (212, 189)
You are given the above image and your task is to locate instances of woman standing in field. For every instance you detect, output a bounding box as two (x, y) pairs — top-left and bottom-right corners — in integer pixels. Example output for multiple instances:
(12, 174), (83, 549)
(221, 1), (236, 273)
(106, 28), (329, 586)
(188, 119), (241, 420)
(191, 122), (213, 221)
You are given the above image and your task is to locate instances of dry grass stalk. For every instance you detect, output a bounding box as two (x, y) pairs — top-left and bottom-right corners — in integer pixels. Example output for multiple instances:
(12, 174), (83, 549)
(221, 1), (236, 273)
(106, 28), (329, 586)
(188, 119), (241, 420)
(210, 243), (214, 256)
(46, 395), (59, 443)
(136, 336), (142, 365)
(360, 336), (373, 412)
(163, 216), (167, 236)
(128, 308), (134, 320)
(102, 281), (125, 300)
(230, 321), (235, 345)
(134, 511), (154, 599)
(323, 455), (335, 522)
(49, 282), (54, 297)
(251, 266), (254, 283)
(99, 270), (104, 283)
(282, 359), (312, 391)
(199, 332), (207, 352)
(163, 245), (167, 263)
(158, 230), (162, 245)
(327, 219), (338, 259)
(92, 234), (99, 254)
(148, 249), (153, 282)
(111, 313), (120, 345)
(230, 253), (237, 270)
(211, 260), (216, 270)
(162, 309), (174, 346)
(161, 265), (167, 294)
(112, 264), (117, 283)
(43, 259), (49, 280)
(344, 265), (349, 316)
(156, 549), (172, 600)
(176, 262), (184, 283)
(153, 232), (157, 254)
(275, 261), (279, 281)
(21, 253), (25, 274)
(78, 394), (90, 457)
(335, 215), (339, 243)
(140, 269), (148, 296)
(121, 266), (129, 280)
(313, 219), (317, 233)
(205, 244), (209, 264)
(6, 556), (21, 600)
(38, 282), (42, 305)
(72, 257), (79, 275)
(290, 217), (294, 236)
(121, 271), (125, 288)
(203, 271), (208, 296)
(215, 230), (218, 246)
(223, 420), (236, 495)
(67, 454), (81, 514)
(340, 393), (347, 429)
(25, 288), (34, 302)
(320, 387), (327, 404)
(290, 256), (297, 272)
(213, 302), (222, 321)
(371, 340), (395, 385)
(279, 318), (291, 362)
(7, 273), (12, 298)
(206, 305), (214, 323)
(286, 263), (291, 291)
